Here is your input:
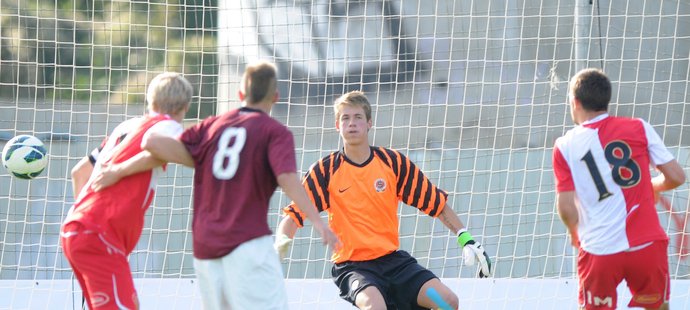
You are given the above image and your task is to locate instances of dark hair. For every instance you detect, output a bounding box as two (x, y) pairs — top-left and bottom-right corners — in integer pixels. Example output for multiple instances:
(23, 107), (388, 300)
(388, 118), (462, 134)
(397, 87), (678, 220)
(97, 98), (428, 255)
(569, 68), (611, 112)
(241, 61), (277, 104)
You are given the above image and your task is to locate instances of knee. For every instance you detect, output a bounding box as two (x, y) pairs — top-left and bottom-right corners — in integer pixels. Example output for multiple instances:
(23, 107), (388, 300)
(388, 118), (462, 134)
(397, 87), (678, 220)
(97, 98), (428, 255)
(355, 286), (387, 310)
(355, 296), (387, 310)
(649, 302), (669, 310)
(444, 291), (459, 309)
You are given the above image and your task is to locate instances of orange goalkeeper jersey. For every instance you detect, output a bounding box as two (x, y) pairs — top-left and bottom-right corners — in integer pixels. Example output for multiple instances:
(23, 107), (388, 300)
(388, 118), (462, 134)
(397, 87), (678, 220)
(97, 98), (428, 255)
(283, 146), (448, 263)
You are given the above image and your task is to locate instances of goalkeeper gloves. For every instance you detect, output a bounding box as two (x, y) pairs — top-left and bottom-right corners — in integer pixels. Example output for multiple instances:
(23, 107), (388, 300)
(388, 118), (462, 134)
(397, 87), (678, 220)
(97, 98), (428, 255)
(274, 233), (293, 260)
(457, 229), (492, 278)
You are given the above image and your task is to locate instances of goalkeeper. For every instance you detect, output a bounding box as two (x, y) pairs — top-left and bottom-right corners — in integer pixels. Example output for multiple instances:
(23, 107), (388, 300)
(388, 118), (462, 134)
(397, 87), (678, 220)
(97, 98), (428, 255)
(275, 91), (491, 310)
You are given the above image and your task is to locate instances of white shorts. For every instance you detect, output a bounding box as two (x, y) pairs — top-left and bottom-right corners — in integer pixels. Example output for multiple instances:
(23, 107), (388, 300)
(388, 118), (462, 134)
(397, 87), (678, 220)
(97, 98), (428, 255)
(194, 235), (288, 310)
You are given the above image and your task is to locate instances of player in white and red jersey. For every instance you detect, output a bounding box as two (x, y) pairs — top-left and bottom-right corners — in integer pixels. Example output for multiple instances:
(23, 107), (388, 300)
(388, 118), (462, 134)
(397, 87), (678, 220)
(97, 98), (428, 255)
(60, 72), (193, 310)
(553, 68), (686, 310)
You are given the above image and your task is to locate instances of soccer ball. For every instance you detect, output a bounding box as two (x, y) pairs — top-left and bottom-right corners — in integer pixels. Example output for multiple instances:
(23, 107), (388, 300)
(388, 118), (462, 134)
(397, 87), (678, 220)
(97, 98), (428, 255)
(2, 134), (48, 180)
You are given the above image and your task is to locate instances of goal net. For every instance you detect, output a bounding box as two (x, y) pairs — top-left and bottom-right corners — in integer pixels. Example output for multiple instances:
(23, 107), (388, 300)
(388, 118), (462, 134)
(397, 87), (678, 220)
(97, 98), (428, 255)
(1, 0), (689, 309)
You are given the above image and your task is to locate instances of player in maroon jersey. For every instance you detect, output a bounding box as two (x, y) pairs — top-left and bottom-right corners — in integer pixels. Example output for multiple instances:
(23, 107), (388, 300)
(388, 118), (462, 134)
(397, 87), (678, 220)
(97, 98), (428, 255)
(62, 72), (193, 310)
(93, 60), (339, 309)
(553, 68), (685, 310)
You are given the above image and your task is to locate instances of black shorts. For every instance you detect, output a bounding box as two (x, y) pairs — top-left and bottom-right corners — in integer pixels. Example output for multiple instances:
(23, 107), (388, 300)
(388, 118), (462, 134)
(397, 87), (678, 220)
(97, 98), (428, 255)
(331, 250), (437, 310)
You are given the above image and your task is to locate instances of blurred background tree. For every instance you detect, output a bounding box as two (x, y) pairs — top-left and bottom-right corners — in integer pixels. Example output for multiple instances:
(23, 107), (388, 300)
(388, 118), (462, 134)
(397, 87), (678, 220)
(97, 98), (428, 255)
(0, 0), (218, 118)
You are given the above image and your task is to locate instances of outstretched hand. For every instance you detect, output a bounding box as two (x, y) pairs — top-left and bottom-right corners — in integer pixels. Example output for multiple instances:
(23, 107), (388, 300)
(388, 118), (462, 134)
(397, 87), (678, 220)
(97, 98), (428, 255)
(457, 230), (492, 278)
(274, 223), (341, 261)
(462, 240), (492, 278)
(568, 231), (580, 248)
(314, 223), (342, 253)
(90, 163), (123, 192)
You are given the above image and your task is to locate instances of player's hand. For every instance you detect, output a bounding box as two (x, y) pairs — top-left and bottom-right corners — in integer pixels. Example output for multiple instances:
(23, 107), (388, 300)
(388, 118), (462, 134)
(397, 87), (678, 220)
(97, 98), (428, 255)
(463, 240), (492, 278)
(274, 233), (293, 260)
(568, 230), (580, 248)
(457, 230), (492, 278)
(90, 163), (123, 192)
(313, 222), (342, 253)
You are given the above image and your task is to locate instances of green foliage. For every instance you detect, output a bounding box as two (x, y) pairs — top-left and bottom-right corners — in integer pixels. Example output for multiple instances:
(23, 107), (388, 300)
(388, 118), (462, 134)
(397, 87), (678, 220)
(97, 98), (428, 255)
(0, 0), (217, 118)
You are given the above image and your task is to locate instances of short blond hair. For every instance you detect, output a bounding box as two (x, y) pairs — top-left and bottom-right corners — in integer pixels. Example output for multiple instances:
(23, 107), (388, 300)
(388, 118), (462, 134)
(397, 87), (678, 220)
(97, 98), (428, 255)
(333, 91), (372, 121)
(240, 61), (278, 104)
(146, 72), (193, 115)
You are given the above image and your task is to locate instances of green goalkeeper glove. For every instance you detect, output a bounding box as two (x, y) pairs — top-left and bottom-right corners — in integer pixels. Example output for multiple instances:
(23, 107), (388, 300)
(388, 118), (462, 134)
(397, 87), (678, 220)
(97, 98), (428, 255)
(457, 229), (492, 278)
(274, 233), (293, 260)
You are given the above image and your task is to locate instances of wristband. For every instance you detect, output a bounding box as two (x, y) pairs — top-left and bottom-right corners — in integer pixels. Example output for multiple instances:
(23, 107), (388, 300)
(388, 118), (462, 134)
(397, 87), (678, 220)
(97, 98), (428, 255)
(456, 229), (473, 247)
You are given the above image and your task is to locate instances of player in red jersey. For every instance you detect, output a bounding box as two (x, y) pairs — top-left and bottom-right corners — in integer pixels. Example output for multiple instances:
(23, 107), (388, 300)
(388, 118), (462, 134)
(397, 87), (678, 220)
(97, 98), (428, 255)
(553, 68), (686, 310)
(61, 72), (193, 309)
(99, 61), (340, 309)
(275, 91), (492, 310)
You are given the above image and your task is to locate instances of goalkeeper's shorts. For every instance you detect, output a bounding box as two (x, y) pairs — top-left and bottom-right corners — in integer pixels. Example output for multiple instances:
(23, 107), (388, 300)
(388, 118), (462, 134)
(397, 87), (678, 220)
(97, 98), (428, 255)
(332, 250), (437, 310)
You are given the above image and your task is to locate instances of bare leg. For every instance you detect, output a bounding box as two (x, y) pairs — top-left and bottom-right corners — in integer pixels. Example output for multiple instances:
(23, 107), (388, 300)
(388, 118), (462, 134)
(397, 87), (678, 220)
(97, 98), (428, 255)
(416, 278), (459, 310)
(355, 286), (388, 310)
(646, 302), (669, 310)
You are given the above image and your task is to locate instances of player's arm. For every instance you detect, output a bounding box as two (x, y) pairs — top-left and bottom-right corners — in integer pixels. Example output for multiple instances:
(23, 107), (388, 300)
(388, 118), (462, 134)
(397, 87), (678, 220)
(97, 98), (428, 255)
(275, 213), (300, 259)
(653, 159), (686, 193)
(92, 121), (186, 191)
(642, 120), (686, 194)
(436, 205), (492, 278)
(552, 143), (579, 247)
(436, 203), (464, 233)
(71, 156), (93, 198)
(556, 190), (579, 248)
(142, 132), (194, 167)
(71, 141), (105, 198)
(90, 151), (165, 192)
(392, 148), (492, 277)
(276, 212), (299, 239)
(276, 172), (341, 254)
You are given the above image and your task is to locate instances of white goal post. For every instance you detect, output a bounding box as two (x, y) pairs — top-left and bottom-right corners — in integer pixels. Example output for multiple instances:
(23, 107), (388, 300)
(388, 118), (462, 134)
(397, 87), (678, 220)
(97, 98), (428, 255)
(1, 0), (689, 309)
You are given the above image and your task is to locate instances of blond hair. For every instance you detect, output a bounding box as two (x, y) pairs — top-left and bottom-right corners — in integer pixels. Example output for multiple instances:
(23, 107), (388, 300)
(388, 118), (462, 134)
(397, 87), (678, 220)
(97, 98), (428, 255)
(333, 91), (372, 121)
(240, 61), (278, 104)
(146, 72), (193, 115)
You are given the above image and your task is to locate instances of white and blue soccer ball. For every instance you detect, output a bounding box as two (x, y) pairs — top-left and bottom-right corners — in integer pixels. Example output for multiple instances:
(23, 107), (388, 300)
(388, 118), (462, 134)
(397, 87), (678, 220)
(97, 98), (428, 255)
(2, 134), (48, 180)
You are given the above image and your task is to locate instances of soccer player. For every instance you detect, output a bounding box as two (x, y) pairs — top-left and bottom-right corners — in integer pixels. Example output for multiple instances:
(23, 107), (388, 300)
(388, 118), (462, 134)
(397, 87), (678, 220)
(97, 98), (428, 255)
(274, 90), (492, 310)
(100, 60), (340, 310)
(552, 68), (686, 310)
(61, 72), (193, 310)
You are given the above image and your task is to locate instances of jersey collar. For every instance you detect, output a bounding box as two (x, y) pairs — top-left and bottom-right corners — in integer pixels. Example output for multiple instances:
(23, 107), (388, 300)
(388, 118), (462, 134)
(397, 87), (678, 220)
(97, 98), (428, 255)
(239, 106), (264, 114)
(340, 146), (375, 167)
(146, 110), (172, 120)
(581, 113), (609, 126)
